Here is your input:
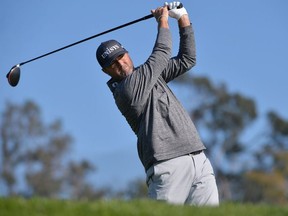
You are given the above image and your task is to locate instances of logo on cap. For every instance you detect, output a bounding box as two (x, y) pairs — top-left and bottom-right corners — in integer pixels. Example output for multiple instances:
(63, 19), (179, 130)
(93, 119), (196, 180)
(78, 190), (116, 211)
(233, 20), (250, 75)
(101, 44), (121, 59)
(96, 40), (127, 68)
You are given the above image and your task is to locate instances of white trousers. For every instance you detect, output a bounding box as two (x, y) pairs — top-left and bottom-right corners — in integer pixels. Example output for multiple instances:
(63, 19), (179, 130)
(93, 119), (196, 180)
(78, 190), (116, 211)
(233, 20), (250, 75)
(146, 151), (219, 206)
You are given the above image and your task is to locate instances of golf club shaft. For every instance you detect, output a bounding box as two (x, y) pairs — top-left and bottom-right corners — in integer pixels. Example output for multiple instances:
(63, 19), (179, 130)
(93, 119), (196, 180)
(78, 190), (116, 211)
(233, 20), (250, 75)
(19, 14), (154, 66)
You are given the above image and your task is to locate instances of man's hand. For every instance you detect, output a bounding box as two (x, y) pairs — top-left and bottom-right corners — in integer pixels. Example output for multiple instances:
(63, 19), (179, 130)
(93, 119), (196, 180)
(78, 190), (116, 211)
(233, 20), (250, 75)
(165, 1), (187, 20)
(151, 5), (169, 28)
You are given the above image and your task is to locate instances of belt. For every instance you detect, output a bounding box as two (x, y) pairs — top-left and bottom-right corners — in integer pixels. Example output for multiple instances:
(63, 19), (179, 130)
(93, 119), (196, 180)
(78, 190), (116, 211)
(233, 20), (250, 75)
(189, 150), (203, 156)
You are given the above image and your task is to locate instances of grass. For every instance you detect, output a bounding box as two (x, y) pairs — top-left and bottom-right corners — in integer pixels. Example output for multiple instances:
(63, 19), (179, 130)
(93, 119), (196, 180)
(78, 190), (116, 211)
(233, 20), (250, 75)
(1, 197), (288, 216)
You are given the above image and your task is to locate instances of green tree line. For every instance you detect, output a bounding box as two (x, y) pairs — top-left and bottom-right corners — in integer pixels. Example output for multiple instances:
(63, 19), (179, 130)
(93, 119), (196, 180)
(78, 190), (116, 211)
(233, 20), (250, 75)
(1, 74), (287, 204)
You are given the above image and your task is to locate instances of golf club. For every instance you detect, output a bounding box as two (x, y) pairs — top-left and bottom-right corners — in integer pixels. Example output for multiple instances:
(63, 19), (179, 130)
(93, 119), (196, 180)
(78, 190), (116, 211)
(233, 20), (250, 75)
(6, 4), (182, 87)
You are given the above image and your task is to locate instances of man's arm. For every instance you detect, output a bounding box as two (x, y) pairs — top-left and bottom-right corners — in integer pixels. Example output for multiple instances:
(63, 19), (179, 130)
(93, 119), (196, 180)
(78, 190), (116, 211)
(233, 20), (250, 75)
(117, 6), (172, 105)
(178, 14), (191, 28)
(161, 4), (196, 83)
(151, 5), (169, 29)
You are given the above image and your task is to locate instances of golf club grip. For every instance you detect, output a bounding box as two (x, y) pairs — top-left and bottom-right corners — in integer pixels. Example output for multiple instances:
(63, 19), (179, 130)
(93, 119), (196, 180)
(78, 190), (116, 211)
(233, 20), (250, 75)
(144, 3), (184, 19)
(18, 3), (183, 66)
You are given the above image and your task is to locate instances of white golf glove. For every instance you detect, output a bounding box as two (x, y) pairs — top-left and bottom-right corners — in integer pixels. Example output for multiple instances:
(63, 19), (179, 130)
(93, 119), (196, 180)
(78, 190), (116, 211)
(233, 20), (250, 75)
(165, 1), (187, 20)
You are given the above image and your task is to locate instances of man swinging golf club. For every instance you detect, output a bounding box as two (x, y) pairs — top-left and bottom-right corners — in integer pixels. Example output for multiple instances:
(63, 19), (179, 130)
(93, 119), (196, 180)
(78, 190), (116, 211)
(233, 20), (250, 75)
(96, 1), (219, 205)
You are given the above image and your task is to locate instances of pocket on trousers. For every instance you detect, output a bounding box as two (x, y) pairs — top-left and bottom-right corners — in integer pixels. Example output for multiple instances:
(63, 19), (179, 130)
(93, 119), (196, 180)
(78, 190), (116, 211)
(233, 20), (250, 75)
(151, 162), (171, 186)
(203, 157), (216, 177)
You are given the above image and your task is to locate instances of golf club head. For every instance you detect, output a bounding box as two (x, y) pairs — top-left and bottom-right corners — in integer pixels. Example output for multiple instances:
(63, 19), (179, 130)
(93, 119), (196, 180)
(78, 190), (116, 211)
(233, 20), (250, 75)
(6, 65), (21, 87)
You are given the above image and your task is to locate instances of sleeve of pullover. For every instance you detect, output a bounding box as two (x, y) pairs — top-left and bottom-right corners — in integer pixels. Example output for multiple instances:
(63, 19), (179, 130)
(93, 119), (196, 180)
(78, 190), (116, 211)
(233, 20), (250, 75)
(161, 24), (196, 83)
(120, 27), (172, 106)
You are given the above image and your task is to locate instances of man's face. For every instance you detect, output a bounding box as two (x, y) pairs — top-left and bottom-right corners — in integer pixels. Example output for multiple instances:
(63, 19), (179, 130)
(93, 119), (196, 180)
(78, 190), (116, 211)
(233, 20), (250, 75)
(102, 53), (134, 80)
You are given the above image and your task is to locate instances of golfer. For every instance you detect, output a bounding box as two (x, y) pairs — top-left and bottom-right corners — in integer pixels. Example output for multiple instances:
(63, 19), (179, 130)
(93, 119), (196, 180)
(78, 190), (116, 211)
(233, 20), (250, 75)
(96, 2), (219, 205)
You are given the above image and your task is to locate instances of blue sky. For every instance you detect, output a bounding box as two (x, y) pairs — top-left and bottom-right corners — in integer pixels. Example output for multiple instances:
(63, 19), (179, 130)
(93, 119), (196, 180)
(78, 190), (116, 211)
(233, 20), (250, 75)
(1, 0), (288, 190)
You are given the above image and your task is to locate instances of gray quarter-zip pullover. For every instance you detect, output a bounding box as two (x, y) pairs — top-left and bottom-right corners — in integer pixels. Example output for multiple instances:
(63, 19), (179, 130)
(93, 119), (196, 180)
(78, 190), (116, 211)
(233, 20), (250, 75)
(107, 25), (205, 171)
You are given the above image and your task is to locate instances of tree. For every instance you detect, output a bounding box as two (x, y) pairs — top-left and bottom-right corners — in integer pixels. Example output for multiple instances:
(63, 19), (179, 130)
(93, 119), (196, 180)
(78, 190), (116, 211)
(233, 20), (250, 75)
(124, 179), (148, 200)
(244, 111), (288, 204)
(0, 100), (101, 199)
(176, 74), (257, 159)
(24, 119), (72, 197)
(65, 160), (107, 200)
(1, 101), (43, 195)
